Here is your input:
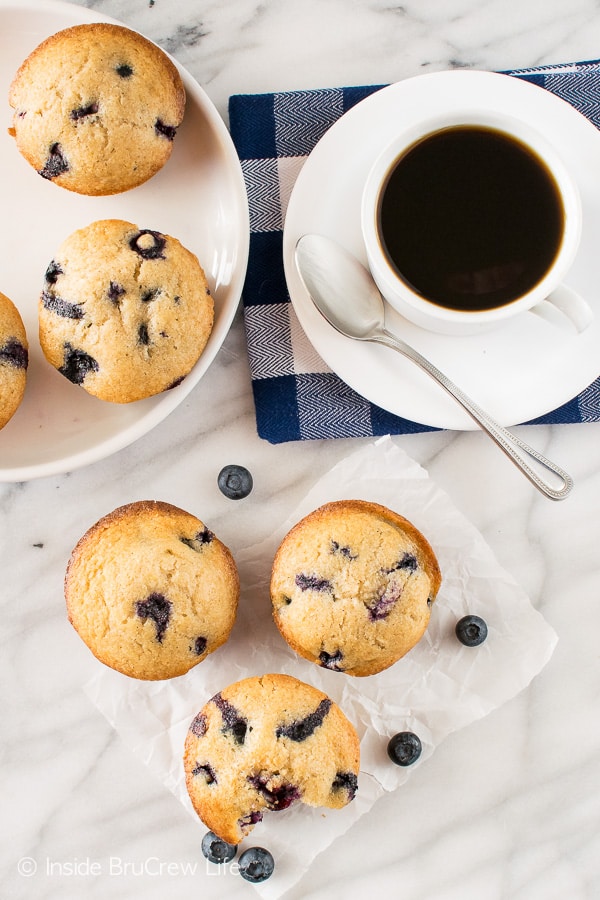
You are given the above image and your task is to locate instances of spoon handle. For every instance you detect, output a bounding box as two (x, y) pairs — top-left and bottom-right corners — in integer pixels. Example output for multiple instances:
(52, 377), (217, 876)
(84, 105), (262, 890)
(375, 329), (573, 501)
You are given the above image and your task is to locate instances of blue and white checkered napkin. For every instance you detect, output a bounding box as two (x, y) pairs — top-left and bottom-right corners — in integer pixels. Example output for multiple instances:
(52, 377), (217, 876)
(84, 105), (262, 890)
(229, 62), (600, 444)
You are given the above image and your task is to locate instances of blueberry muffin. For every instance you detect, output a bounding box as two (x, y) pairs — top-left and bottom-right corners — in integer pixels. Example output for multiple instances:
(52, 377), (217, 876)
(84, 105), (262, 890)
(38, 219), (214, 403)
(184, 674), (360, 844)
(270, 500), (442, 677)
(8, 23), (185, 195)
(0, 291), (28, 430)
(65, 501), (239, 680)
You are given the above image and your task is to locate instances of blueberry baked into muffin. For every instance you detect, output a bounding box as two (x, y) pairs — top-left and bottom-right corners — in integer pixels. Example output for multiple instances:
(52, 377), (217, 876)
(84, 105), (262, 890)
(270, 500), (442, 676)
(65, 501), (239, 680)
(184, 674), (360, 844)
(8, 23), (185, 195)
(0, 291), (28, 430)
(38, 219), (214, 403)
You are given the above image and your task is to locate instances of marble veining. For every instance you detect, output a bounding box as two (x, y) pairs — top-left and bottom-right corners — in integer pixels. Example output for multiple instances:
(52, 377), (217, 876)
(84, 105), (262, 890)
(2, 1), (600, 898)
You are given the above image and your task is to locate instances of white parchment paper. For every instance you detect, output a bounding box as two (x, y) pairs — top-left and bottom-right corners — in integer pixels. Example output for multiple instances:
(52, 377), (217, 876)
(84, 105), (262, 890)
(85, 437), (557, 898)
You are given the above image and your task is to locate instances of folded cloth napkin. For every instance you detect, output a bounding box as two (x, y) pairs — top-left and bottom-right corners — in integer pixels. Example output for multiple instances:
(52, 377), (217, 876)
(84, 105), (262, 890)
(229, 61), (600, 444)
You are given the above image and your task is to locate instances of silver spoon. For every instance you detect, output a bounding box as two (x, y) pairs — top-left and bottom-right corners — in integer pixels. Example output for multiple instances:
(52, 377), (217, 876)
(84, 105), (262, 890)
(295, 233), (573, 501)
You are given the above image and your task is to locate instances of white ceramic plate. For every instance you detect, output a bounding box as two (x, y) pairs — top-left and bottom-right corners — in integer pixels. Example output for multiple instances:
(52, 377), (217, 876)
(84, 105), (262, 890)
(283, 70), (600, 430)
(0, 0), (249, 481)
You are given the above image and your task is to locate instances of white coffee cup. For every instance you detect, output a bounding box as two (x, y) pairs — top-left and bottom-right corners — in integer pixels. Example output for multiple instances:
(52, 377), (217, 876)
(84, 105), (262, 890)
(361, 111), (593, 336)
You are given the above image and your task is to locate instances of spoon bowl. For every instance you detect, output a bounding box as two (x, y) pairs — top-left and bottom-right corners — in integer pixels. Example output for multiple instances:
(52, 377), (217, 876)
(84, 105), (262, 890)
(294, 233), (573, 501)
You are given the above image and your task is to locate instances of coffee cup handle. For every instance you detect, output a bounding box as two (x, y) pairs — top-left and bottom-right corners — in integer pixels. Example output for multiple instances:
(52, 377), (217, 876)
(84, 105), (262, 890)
(529, 284), (593, 333)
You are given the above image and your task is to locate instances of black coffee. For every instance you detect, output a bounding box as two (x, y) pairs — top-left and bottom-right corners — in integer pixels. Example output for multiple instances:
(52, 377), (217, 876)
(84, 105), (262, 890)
(377, 126), (564, 311)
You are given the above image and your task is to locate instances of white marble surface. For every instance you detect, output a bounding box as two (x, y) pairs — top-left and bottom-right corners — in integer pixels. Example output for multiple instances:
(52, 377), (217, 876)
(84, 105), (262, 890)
(2, 0), (600, 898)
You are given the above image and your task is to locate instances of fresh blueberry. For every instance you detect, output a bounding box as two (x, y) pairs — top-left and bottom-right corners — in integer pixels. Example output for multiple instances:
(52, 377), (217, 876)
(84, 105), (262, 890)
(387, 731), (422, 767)
(201, 830), (237, 864)
(238, 847), (275, 883)
(455, 615), (488, 647)
(217, 464), (253, 500)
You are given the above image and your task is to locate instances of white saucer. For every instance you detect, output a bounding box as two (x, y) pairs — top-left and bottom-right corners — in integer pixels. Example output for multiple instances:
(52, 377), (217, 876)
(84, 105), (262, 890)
(283, 70), (600, 430)
(0, 0), (249, 481)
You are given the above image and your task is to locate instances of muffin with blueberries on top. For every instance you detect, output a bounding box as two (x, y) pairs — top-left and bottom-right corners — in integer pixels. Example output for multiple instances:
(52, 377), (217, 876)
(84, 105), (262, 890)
(38, 219), (213, 404)
(270, 499), (442, 676)
(8, 23), (185, 195)
(0, 291), (28, 430)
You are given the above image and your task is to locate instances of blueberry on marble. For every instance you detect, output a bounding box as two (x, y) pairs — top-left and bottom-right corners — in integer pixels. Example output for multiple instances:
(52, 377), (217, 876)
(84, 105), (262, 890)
(42, 290), (83, 320)
(0, 339), (28, 369)
(180, 528), (214, 552)
(59, 344), (99, 384)
(193, 636), (207, 656)
(238, 847), (274, 884)
(115, 62), (133, 78)
(248, 775), (300, 810)
(331, 771), (358, 800)
(217, 464), (253, 500)
(295, 573), (332, 592)
(275, 698), (332, 742)
(319, 649), (344, 671)
(455, 615), (488, 647)
(387, 731), (422, 767)
(192, 762), (217, 785)
(39, 142), (69, 179)
(189, 712), (207, 737)
(154, 118), (177, 140)
(135, 592), (172, 642)
(129, 230), (166, 260)
(201, 830), (237, 864)
(44, 260), (63, 284)
(70, 101), (99, 120)
(212, 693), (248, 745)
